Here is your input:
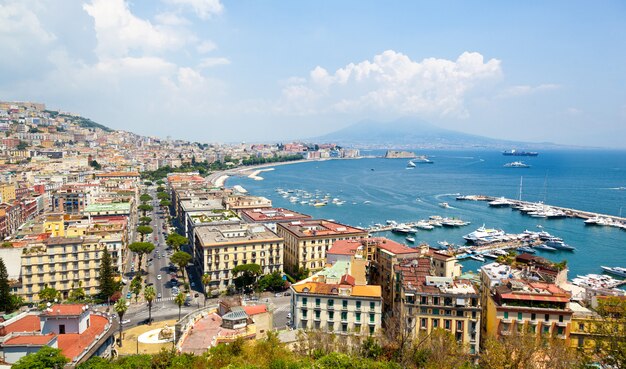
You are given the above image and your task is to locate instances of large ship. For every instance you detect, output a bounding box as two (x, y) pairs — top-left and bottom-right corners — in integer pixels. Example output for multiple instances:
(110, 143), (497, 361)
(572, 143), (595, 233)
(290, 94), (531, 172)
(503, 149), (539, 156)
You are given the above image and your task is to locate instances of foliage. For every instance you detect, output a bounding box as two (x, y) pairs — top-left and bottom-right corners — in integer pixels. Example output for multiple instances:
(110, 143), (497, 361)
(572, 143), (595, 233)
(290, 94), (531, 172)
(17, 140), (29, 150)
(140, 193), (153, 203)
(130, 276), (142, 302)
(0, 257), (13, 312)
(591, 296), (626, 369)
(69, 287), (86, 302)
(38, 285), (59, 302)
(12, 346), (69, 369)
(160, 199), (172, 208)
(157, 186), (165, 193)
(257, 271), (286, 292)
(175, 292), (186, 320)
(157, 191), (170, 200)
(139, 216), (152, 225)
(128, 242), (155, 273)
(144, 181), (153, 186)
(233, 263), (263, 292)
(137, 225), (154, 241)
(98, 248), (119, 300)
(114, 298), (128, 346)
(89, 160), (101, 170)
(138, 204), (154, 214)
(241, 154), (304, 166)
(166, 233), (188, 252)
(144, 286), (156, 325)
(171, 251), (192, 284)
(292, 267), (310, 281)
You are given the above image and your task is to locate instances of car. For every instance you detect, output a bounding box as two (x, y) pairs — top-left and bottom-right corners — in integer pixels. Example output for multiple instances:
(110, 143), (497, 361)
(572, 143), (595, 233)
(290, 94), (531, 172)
(121, 319), (131, 325)
(145, 282), (154, 286)
(157, 293), (162, 298)
(283, 292), (292, 296)
(190, 282), (195, 287)
(126, 292), (132, 299)
(275, 293), (282, 297)
(157, 274), (162, 280)
(286, 313), (292, 319)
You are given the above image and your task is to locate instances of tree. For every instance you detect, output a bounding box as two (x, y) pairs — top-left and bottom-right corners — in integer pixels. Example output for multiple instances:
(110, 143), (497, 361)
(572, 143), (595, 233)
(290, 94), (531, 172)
(144, 286), (156, 325)
(170, 251), (192, 285)
(293, 266), (310, 281)
(138, 204), (153, 215)
(0, 257), (12, 312)
(139, 216), (152, 225)
(16, 140), (28, 150)
(258, 271), (286, 292)
(128, 242), (155, 274)
(98, 248), (118, 301)
(156, 180), (164, 185)
(592, 296), (626, 369)
(159, 199), (171, 208)
(137, 225), (153, 241)
(38, 285), (59, 303)
(166, 233), (188, 252)
(232, 263), (262, 293)
(157, 192), (170, 200)
(156, 186), (165, 193)
(114, 298), (128, 346)
(202, 273), (212, 306)
(130, 276), (142, 303)
(12, 346), (68, 369)
(69, 283), (86, 302)
(175, 292), (185, 320)
(89, 160), (101, 170)
(139, 193), (153, 203)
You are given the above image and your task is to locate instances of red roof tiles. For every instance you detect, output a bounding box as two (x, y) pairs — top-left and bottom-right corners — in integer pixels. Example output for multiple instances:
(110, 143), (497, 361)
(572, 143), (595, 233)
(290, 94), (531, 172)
(57, 315), (108, 360)
(41, 304), (87, 316)
(3, 333), (55, 346)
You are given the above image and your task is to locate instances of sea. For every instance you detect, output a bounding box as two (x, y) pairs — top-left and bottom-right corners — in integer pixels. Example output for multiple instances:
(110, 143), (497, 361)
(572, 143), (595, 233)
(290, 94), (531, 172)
(227, 149), (626, 279)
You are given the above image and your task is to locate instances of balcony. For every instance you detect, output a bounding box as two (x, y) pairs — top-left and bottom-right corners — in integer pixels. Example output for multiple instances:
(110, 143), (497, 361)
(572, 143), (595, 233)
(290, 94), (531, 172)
(368, 320), (376, 325)
(327, 305), (334, 310)
(556, 321), (568, 327)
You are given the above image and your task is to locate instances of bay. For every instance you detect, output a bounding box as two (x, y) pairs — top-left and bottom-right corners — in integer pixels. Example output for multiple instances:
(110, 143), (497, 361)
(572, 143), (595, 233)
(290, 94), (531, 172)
(227, 149), (626, 278)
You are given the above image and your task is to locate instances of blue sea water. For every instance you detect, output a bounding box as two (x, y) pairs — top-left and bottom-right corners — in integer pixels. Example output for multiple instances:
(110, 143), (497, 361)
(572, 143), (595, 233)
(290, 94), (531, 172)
(227, 150), (626, 278)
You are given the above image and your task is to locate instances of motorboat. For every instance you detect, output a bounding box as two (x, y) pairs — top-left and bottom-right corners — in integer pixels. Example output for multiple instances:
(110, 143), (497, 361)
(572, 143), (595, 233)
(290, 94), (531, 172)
(407, 160), (416, 168)
(415, 221), (434, 230)
(470, 254), (485, 262)
(441, 218), (470, 227)
(535, 244), (557, 251)
(406, 236), (415, 243)
(544, 238), (575, 251)
(463, 225), (505, 244)
(489, 197), (515, 207)
(439, 202), (450, 208)
(600, 266), (626, 278)
(504, 161), (531, 168)
(516, 246), (536, 254)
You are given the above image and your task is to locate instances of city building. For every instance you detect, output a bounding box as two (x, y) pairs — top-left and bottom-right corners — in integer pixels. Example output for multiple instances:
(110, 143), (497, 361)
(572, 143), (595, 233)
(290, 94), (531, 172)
(193, 222), (284, 292)
(276, 219), (367, 276)
(240, 207), (311, 232)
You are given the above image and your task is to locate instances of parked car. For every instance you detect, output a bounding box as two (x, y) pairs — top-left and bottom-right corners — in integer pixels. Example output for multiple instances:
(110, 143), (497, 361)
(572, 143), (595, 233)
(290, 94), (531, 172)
(157, 293), (162, 298)
(126, 292), (132, 299)
(283, 292), (292, 296)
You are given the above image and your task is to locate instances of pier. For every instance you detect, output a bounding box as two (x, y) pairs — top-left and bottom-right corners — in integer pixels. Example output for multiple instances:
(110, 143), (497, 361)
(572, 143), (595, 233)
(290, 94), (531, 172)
(457, 195), (626, 229)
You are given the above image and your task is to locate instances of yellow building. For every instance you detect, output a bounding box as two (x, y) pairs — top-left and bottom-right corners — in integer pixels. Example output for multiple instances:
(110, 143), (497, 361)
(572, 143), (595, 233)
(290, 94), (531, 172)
(19, 236), (123, 302)
(276, 219), (367, 276)
(0, 183), (16, 203)
(193, 222), (284, 292)
(43, 214), (65, 237)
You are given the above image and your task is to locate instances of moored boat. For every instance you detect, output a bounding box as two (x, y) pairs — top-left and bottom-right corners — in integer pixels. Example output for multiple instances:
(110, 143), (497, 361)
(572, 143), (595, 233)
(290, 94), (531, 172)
(535, 244), (557, 251)
(600, 266), (626, 278)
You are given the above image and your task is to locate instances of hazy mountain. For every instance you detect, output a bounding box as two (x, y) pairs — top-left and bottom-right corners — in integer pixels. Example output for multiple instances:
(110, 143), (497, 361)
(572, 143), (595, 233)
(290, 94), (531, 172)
(312, 118), (552, 149)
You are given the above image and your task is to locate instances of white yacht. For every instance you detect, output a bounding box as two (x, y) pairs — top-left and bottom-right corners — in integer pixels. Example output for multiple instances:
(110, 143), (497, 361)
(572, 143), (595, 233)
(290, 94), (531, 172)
(463, 225), (505, 244)
(489, 197), (515, 208)
(601, 266), (626, 278)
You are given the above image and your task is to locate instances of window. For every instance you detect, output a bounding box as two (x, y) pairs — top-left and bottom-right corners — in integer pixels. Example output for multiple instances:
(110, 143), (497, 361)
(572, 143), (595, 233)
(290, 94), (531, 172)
(341, 312), (347, 321)
(542, 325), (550, 335)
(433, 308), (439, 315)
(356, 301), (361, 309)
(315, 298), (320, 307)
(369, 326), (375, 335)
(302, 297), (307, 305)
(433, 297), (439, 305)
(557, 326), (564, 335)
(342, 300), (348, 309)
(421, 296), (427, 304)
(328, 311), (334, 321)
(315, 310), (320, 319)
(578, 323), (584, 331)
(369, 313), (375, 323)
(457, 321), (463, 331)
(559, 315), (563, 323)
(328, 299), (334, 308)
(301, 309), (307, 318)
(356, 312), (361, 322)
(342, 323), (347, 332)
(445, 320), (451, 330)
(432, 319), (439, 328)
(59, 325), (66, 334)
(518, 312), (523, 320)
(531, 313), (536, 321)
(544, 314), (550, 322)
(504, 312), (509, 319)
(421, 318), (427, 329)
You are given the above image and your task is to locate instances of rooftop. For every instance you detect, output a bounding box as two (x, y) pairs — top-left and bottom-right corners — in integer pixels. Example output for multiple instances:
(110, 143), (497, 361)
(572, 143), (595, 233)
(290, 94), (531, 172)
(95, 171), (140, 177)
(240, 207), (311, 222)
(2, 333), (56, 346)
(292, 281), (381, 298)
(195, 223), (281, 247)
(84, 202), (131, 213)
(277, 219), (366, 238)
(41, 304), (88, 317)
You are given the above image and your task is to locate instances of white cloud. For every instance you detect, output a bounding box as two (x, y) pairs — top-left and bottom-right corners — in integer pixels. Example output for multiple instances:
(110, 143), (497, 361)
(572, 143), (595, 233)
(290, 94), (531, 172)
(154, 12), (190, 26)
(198, 57), (230, 68)
(498, 83), (560, 98)
(279, 50), (502, 118)
(196, 40), (217, 54)
(83, 0), (192, 58)
(165, 0), (224, 19)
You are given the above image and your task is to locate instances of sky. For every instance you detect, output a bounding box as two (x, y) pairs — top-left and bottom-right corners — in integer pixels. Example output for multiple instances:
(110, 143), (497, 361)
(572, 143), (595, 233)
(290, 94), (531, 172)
(1, 1), (625, 148)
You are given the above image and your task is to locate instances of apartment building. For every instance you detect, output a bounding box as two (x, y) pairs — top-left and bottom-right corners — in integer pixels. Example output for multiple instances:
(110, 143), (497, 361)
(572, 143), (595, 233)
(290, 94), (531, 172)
(276, 219), (367, 276)
(19, 236), (122, 302)
(193, 223), (284, 292)
(393, 259), (481, 354)
(291, 280), (382, 335)
(239, 207), (311, 232)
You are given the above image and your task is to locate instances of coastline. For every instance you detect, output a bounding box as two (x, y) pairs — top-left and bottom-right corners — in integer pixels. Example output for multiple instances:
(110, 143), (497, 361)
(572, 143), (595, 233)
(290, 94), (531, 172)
(208, 156), (369, 187)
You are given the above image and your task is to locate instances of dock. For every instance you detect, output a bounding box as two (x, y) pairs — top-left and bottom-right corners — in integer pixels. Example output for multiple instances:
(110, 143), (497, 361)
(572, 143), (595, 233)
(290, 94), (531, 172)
(458, 195), (626, 230)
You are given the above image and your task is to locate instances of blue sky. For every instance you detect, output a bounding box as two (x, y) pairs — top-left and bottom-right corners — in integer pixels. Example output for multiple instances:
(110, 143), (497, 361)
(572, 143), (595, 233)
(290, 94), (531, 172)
(1, 0), (625, 147)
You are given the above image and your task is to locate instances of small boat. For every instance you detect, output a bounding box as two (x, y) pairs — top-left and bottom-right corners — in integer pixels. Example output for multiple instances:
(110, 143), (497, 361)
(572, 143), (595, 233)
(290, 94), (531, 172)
(489, 197), (515, 208)
(517, 246), (536, 254)
(407, 160), (416, 168)
(493, 249), (508, 256)
(406, 237), (415, 243)
(483, 252), (498, 259)
(535, 244), (557, 251)
(415, 221), (434, 230)
(544, 238), (575, 251)
(600, 266), (626, 278)
(414, 155), (434, 164)
(470, 254), (485, 262)
(504, 161), (531, 168)
(313, 201), (327, 207)
(439, 202), (450, 208)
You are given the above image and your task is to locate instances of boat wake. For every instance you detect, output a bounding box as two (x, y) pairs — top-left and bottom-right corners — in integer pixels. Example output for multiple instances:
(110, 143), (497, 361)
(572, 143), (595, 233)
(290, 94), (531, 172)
(434, 193), (461, 200)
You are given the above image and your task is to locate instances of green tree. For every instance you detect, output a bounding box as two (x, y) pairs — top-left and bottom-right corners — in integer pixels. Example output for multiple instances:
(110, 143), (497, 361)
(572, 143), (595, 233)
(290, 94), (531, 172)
(159, 199), (171, 208)
(258, 271), (286, 292)
(0, 257), (12, 312)
(16, 140), (28, 150)
(114, 298), (128, 346)
(139, 193), (153, 203)
(144, 286), (156, 325)
(144, 181), (153, 186)
(156, 186), (165, 193)
(12, 346), (68, 369)
(156, 180), (164, 185)
(128, 242), (155, 274)
(89, 160), (101, 170)
(175, 292), (185, 320)
(170, 251), (192, 285)
(232, 263), (262, 293)
(157, 192), (170, 200)
(136, 225), (153, 241)
(138, 204), (153, 215)
(38, 285), (59, 303)
(97, 248), (118, 301)
(139, 216), (152, 225)
(202, 273), (212, 306)
(166, 233), (188, 252)
(69, 282), (86, 302)
(592, 296), (626, 369)
(130, 276), (142, 303)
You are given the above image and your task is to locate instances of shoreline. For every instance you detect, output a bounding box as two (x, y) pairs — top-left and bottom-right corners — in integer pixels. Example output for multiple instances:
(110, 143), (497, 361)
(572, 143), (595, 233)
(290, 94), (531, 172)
(208, 156), (370, 187)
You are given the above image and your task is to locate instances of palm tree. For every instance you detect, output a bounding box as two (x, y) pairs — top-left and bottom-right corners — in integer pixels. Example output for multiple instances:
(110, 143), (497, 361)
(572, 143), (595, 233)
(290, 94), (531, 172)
(175, 292), (185, 321)
(202, 273), (212, 307)
(143, 286), (156, 326)
(114, 298), (128, 346)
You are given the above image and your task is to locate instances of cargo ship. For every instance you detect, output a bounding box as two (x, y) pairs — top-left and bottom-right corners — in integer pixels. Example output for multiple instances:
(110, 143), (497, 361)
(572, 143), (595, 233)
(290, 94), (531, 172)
(502, 149), (538, 156)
